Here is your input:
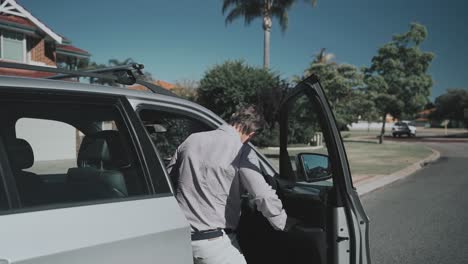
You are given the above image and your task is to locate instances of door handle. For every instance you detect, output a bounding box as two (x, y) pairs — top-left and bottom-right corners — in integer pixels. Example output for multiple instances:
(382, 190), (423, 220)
(336, 236), (349, 243)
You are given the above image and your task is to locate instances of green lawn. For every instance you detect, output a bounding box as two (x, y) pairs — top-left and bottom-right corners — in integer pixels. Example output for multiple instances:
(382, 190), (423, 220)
(258, 141), (432, 178)
(343, 141), (432, 176)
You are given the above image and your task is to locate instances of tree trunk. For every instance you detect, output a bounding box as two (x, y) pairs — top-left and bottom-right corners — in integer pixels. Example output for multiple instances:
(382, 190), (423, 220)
(379, 113), (387, 144)
(263, 15), (272, 69)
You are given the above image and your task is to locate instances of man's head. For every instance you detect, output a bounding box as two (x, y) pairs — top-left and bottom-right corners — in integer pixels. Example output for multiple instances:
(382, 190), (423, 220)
(229, 106), (265, 143)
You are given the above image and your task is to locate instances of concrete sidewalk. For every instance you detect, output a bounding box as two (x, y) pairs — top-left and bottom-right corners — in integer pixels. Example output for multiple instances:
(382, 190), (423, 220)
(353, 146), (441, 196)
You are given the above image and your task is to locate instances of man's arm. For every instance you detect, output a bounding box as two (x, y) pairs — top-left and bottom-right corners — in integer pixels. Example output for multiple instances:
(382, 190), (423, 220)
(166, 146), (181, 190)
(166, 148), (178, 174)
(238, 147), (287, 231)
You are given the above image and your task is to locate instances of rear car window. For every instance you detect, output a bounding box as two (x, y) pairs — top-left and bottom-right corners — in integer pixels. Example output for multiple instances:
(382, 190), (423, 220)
(16, 118), (78, 175)
(0, 95), (152, 209)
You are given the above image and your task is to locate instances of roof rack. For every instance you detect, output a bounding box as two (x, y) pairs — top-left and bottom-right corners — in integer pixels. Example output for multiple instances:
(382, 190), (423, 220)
(0, 61), (177, 97)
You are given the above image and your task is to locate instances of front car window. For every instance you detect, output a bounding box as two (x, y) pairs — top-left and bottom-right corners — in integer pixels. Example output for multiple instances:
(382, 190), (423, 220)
(258, 94), (332, 184)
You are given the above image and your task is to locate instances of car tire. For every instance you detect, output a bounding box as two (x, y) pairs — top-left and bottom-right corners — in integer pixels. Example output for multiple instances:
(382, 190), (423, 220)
(392, 133), (396, 138)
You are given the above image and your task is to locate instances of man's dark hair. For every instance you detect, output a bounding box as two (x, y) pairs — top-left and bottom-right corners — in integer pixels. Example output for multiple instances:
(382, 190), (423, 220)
(229, 106), (266, 134)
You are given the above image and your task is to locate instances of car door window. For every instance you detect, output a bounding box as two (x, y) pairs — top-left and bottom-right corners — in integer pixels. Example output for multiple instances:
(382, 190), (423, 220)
(0, 93), (154, 210)
(259, 93), (332, 185)
(283, 94), (332, 184)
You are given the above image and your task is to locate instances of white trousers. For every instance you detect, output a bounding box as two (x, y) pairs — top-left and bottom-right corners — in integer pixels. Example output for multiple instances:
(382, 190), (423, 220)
(191, 232), (247, 264)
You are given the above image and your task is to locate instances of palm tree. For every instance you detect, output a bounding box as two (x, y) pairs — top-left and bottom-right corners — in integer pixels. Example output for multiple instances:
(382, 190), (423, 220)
(292, 48), (334, 83)
(222, 0), (316, 69)
(108, 58), (135, 67)
(313, 48), (335, 64)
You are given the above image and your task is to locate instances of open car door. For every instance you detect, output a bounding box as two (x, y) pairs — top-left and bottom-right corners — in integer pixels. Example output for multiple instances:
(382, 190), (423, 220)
(238, 75), (370, 264)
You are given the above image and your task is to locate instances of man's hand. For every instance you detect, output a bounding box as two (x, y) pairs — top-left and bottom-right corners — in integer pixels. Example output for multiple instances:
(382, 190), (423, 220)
(284, 216), (301, 232)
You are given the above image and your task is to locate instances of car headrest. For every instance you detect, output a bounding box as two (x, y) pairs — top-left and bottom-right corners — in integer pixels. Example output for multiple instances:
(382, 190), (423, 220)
(6, 138), (34, 170)
(78, 130), (130, 169)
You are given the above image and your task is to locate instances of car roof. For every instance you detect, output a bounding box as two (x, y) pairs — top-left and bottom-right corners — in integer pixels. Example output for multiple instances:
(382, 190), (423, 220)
(0, 75), (223, 123)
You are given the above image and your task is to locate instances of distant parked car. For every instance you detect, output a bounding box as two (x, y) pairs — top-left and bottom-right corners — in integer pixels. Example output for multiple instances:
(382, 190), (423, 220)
(392, 121), (417, 137)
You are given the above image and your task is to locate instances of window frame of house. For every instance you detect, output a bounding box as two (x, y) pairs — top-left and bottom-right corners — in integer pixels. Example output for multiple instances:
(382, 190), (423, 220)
(0, 30), (27, 63)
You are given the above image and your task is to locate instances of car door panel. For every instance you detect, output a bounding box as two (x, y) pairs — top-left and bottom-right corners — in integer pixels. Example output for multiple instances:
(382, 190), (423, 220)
(0, 197), (192, 264)
(288, 76), (370, 264)
(239, 75), (370, 264)
(281, 184), (330, 228)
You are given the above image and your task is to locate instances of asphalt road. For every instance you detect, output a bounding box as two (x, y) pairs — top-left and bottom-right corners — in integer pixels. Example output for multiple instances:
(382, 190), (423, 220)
(362, 142), (468, 264)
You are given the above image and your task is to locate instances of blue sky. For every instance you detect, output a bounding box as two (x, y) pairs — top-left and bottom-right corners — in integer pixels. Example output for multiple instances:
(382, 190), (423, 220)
(22, 0), (468, 99)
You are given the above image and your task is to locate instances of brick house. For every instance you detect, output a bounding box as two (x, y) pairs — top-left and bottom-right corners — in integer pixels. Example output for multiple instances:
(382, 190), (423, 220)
(0, 0), (90, 77)
(0, 0), (92, 165)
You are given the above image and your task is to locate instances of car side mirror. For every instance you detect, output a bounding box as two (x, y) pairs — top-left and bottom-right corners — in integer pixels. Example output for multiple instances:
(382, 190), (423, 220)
(297, 153), (332, 182)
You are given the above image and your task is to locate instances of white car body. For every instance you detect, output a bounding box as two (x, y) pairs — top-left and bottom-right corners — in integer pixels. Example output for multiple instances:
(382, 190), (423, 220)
(0, 65), (371, 264)
(392, 120), (416, 137)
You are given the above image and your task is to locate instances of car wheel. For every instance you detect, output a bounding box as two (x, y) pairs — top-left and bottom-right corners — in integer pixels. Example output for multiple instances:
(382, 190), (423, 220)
(392, 133), (396, 138)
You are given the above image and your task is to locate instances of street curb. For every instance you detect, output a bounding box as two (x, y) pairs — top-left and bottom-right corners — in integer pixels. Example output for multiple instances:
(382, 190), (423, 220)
(355, 147), (441, 196)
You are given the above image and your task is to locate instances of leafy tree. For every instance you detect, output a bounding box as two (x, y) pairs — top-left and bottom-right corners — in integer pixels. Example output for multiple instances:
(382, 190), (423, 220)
(197, 60), (286, 146)
(222, 0), (316, 68)
(431, 89), (468, 128)
(286, 95), (321, 144)
(354, 88), (380, 132)
(297, 49), (366, 130)
(365, 23), (434, 143)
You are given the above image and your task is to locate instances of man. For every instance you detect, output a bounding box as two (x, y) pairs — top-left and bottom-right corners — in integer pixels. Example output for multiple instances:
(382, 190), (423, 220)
(167, 106), (287, 264)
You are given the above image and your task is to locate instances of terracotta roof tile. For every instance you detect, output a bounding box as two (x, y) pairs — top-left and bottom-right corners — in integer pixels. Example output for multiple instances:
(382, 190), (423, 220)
(0, 14), (36, 27)
(57, 44), (90, 56)
(154, 80), (176, 90)
(0, 67), (55, 78)
(418, 108), (436, 115)
(0, 14), (89, 56)
(129, 80), (175, 91)
(128, 84), (149, 92)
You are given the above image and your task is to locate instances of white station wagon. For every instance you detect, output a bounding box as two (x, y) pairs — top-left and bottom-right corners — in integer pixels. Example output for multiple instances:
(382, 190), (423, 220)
(0, 62), (370, 264)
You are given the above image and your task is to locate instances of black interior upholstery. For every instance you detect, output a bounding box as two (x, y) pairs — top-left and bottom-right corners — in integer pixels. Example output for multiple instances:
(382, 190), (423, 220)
(78, 131), (130, 169)
(67, 131), (129, 201)
(5, 138), (34, 170)
(4, 138), (46, 206)
(238, 176), (330, 264)
(67, 167), (128, 200)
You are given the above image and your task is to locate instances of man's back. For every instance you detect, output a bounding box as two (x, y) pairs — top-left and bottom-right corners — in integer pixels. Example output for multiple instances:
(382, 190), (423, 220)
(168, 107), (287, 264)
(170, 124), (245, 231)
